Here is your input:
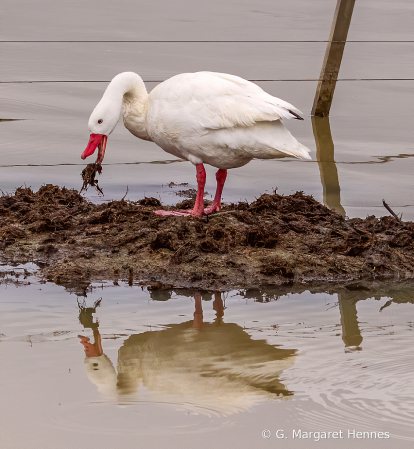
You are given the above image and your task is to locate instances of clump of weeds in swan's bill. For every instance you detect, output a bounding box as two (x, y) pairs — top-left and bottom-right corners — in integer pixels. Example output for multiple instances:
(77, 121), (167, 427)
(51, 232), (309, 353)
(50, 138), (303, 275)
(80, 163), (104, 195)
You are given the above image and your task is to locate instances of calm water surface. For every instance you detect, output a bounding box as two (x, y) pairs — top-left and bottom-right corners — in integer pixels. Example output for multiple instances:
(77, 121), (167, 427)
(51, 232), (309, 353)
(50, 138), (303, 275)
(1, 265), (413, 448)
(1, 1), (413, 447)
(1, 0), (413, 219)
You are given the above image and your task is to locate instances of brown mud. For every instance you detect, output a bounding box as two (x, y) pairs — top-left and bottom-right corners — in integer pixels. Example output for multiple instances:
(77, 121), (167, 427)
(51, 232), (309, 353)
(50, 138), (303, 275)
(1, 184), (414, 292)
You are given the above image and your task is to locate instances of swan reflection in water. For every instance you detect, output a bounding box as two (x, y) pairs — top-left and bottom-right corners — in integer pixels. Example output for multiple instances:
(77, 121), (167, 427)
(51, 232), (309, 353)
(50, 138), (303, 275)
(78, 293), (296, 414)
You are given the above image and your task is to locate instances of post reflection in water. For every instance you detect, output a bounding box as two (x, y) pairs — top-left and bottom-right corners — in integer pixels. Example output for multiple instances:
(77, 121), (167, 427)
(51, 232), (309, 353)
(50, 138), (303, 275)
(338, 293), (363, 350)
(312, 115), (346, 217)
(78, 292), (297, 415)
(336, 284), (414, 351)
(239, 284), (414, 352)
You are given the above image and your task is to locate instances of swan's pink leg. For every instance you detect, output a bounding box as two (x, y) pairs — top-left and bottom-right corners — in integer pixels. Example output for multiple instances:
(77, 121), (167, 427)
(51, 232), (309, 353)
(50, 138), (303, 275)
(204, 169), (227, 214)
(192, 164), (207, 216)
(154, 164), (206, 217)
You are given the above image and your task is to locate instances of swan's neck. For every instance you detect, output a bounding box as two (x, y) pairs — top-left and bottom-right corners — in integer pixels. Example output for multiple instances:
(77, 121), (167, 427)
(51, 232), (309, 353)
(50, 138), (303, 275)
(104, 72), (151, 141)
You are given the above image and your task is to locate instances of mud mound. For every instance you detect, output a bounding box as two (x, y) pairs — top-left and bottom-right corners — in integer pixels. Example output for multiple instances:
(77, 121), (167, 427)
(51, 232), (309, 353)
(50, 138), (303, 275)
(1, 185), (414, 290)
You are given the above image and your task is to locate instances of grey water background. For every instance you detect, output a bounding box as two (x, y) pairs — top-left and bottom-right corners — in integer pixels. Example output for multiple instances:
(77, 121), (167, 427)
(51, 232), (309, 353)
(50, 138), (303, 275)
(1, 0), (413, 219)
(1, 1), (414, 448)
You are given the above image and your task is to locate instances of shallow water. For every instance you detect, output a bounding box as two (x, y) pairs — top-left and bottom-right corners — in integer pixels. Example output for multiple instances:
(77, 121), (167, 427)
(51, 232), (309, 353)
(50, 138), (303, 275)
(1, 266), (413, 448)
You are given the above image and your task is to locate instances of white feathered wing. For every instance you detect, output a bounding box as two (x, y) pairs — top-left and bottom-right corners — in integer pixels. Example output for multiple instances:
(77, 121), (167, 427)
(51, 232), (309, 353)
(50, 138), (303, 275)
(147, 72), (311, 169)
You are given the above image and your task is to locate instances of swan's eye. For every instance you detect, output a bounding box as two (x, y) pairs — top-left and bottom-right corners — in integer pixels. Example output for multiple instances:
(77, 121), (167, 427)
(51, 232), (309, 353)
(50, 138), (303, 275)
(98, 119), (103, 124)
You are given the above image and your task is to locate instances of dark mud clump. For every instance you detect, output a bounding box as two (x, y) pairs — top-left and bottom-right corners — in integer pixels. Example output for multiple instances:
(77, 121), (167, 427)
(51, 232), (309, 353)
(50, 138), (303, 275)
(1, 185), (414, 291)
(80, 163), (103, 194)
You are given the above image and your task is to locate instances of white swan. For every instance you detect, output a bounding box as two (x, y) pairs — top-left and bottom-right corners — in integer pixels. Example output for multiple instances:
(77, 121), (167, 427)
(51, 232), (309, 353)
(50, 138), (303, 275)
(81, 71), (311, 216)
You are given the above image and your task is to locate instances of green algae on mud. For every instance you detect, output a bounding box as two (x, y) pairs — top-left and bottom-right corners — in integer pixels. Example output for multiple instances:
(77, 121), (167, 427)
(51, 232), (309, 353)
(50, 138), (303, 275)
(1, 184), (414, 291)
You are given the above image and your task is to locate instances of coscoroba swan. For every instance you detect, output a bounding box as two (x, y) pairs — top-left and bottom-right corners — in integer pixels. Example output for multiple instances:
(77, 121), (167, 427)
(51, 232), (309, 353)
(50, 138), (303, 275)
(81, 71), (311, 217)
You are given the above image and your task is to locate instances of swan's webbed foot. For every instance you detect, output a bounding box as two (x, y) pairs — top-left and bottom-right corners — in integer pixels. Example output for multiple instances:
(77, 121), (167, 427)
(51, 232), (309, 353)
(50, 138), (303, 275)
(154, 209), (195, 217)
(203, 204), (220, 215)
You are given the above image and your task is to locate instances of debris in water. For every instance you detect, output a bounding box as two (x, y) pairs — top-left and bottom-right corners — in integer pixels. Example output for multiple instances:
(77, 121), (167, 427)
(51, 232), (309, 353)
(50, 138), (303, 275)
(80, 163), (104, 195)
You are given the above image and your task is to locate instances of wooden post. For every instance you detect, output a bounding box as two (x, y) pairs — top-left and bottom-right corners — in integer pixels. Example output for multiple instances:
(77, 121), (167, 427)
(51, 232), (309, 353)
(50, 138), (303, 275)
(311, 0), (355, 116)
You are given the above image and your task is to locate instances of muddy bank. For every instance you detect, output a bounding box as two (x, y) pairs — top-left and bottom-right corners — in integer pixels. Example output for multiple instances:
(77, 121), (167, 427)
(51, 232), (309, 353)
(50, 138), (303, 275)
(1, 184), (414, 291)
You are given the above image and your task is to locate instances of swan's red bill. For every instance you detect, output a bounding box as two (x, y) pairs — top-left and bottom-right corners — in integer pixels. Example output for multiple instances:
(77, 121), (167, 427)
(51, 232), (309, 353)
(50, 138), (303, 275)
(81, 134), (107, 164)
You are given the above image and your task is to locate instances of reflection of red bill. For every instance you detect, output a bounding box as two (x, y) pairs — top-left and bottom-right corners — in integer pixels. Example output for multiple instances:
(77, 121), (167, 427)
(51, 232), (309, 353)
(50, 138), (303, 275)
(78, 335), (100, 357)
(81, 134), (107, 164)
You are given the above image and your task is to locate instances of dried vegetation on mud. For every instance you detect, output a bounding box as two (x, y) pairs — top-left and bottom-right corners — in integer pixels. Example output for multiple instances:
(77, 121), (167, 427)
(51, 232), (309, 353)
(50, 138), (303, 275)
(1, 184), (414, 291)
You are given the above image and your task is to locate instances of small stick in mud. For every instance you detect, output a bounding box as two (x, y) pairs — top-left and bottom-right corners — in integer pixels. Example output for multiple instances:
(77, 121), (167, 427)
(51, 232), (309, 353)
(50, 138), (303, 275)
(80, 163), (104, 195)
(121, 186), (129, 201)
(382, 199), (402, 223)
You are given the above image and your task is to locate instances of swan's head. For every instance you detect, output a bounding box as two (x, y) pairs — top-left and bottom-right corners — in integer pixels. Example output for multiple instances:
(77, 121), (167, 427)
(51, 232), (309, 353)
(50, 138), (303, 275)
(81, 95), (122, 163)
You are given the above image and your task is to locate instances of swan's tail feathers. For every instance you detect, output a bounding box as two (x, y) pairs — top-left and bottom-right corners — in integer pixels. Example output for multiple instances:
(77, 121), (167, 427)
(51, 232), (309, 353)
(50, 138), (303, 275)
(288, 109), (304, 120)
(269, 121), (311, 160)
(294, 142), (312, 160)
